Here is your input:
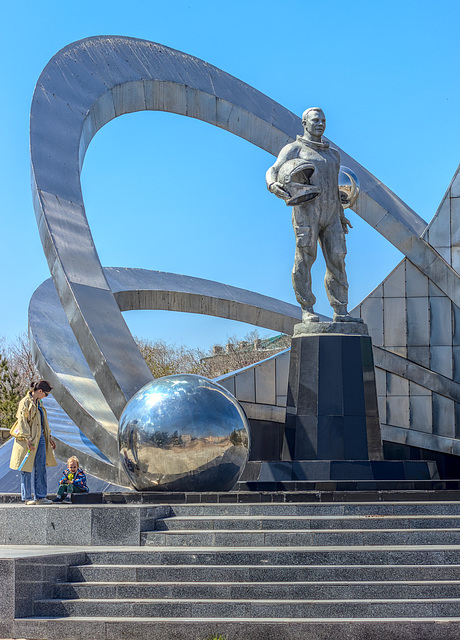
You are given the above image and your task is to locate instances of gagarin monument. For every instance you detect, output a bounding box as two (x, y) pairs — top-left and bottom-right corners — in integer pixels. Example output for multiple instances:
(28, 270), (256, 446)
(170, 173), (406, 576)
(266, 107), (383, 468)
(27, 36), (448, 489)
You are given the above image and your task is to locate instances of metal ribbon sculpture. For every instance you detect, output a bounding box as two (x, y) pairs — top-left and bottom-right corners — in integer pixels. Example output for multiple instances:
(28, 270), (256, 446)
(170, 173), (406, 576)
(29, 37), (460, 484)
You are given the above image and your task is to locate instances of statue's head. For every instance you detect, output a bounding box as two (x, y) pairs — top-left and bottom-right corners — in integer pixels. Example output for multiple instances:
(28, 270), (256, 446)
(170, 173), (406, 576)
(302, 108), (326, 138)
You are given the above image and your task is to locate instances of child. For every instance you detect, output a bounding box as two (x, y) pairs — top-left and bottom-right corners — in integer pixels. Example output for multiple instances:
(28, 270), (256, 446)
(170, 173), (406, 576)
(53, 456), (89, 502)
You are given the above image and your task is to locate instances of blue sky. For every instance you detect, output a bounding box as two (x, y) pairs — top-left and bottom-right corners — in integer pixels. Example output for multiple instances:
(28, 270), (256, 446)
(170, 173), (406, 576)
(1, 0), (459, 350)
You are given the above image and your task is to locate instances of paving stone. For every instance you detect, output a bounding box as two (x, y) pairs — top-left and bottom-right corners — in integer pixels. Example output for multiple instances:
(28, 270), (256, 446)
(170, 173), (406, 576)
(46, 506), (92, 546)
(91, 506), (140, 546)
(3, 507), (48, 545)
(0, 559), (14, 623)
(0, 508), (6, 545)
(12, 616), (49, 640)
(68, 564), (138, 582)
(82, 546), (460, 566)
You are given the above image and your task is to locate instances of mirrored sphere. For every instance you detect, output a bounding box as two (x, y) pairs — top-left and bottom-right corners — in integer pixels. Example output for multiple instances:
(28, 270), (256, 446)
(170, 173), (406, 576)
(338, 166), (360, 209)
(118, 374), (250, 491)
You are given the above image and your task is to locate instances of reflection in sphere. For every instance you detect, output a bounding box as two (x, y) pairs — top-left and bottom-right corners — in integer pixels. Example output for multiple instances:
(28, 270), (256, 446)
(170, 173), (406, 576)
(118, 374), (250, 491)
(339, 166), (360, 209)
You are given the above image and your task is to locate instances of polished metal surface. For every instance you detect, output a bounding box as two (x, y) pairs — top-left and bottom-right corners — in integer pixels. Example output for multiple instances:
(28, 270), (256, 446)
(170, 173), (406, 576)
(118, 374), (250, 491)
(28, 268), (306, 484)
(338, 166), (360, 209)
(29, 268), (306, 445)
(383, 297), (407, 347)
(433, 393), (456, 437)
(383, 263), (406, 297)
(26, 36), (460, 484)
(29, 264), (460, 478)
(407, 297), (429, 346)
(410, 395), (433, 432)
(30, 35), (460, 423)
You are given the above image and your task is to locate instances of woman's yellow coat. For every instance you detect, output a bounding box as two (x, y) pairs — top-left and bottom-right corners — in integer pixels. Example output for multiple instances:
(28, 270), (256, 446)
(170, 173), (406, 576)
(9, 393), (57, 472)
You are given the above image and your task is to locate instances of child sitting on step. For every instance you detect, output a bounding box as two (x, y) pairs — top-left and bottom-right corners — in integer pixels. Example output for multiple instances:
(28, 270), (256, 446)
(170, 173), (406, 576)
(54, 456), (89, 502)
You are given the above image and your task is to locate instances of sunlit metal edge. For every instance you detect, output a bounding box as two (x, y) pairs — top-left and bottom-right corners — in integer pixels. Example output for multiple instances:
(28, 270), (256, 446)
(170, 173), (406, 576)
(30, 35), (459, 423)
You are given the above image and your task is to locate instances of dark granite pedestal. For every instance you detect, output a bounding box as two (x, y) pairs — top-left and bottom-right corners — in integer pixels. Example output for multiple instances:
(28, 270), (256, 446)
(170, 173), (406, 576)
(248, 327), (439, 487)
(284, 332), (383, 462)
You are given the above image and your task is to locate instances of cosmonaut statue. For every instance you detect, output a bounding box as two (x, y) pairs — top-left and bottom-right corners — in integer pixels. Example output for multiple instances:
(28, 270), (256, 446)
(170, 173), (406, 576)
(266, 107), (361, 324)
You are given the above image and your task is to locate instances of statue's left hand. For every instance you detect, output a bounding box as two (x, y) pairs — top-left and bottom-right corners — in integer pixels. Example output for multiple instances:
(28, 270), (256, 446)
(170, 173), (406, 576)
(269, 182), (291, 200)
(341, 215), (353, 234)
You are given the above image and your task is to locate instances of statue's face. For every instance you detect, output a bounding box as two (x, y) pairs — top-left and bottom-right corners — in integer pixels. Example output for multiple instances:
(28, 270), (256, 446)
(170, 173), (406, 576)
(303, 110), (326, 137)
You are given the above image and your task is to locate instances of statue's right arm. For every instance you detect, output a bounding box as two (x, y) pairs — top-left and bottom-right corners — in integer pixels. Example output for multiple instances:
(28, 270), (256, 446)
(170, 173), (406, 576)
(266, 144), (296, 200)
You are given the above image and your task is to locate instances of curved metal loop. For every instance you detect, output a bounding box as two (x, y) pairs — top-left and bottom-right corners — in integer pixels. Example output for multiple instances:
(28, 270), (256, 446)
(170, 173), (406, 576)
(30, 36), (460, 420)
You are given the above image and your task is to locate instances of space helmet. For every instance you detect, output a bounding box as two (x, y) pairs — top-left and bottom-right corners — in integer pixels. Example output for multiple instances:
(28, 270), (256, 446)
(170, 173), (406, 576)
(277, 159), (318, 206)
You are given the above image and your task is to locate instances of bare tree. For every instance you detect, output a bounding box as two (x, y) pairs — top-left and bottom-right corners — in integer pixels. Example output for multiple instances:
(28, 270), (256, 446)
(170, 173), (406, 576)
(134, 331), (290, 381)
(0, 328), (290, 441)
(0, 333), (42, 440)
(8, 332), (39, 395)
(200, 330), (291, 379)
(135, 337), (208, 378)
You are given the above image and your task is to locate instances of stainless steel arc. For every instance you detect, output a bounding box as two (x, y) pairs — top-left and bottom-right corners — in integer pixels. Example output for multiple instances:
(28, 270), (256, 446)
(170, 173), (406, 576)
(28, 36), (460, 485)
(28, 267), (306, 472)
(30, 36), (460, 420)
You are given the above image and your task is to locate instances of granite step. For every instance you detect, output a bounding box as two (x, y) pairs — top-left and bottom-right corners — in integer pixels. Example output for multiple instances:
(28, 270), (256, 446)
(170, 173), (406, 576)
(166, 501), (460, 517)
(13, 616), (460, 640)
(71, 488), (460, 506)
(154, 514), (460, 530)
(13, 500), (460, 637)
(52, 579), (460, 600)
(83, 546), (460, 566)
(32, 596), (460, 618)
(236, 481), (459, 491)
(140, 528), (460, 547)
(67, 562), (460, 583)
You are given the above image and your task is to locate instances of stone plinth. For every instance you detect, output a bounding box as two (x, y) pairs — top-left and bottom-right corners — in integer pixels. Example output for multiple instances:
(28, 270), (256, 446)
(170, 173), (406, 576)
(243, 326), (441, 485)
(293, 320), (369, 337)
(283, 331), (383, 462)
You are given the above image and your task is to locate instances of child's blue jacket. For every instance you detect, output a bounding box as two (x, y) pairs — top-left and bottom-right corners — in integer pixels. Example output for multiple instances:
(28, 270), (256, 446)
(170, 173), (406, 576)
(59, 467), (89, 492)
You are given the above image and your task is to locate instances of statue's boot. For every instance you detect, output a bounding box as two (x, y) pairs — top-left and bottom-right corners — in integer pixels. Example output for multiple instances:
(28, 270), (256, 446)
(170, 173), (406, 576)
(302, 306), (319, 323)
(332, 305), (363, 323)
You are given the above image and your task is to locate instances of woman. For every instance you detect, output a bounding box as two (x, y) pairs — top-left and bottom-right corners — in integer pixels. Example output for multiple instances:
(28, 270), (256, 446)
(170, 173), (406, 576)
(9, 380), (57, 504)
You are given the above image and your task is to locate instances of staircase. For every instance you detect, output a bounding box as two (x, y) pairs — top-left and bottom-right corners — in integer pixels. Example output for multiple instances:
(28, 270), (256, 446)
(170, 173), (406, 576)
(15, 501), (460, 639)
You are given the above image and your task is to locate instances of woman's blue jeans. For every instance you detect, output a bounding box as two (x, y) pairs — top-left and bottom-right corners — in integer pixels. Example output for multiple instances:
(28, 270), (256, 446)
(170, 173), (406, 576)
(20, 433), (47, 501)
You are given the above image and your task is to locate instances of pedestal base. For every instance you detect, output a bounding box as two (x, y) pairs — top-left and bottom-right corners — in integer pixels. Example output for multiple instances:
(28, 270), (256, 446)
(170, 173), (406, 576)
(241, 459), (440, 483)
(273, 328), (440, 487)
(293, 320), (369, 337)
(284, 332), (383, 462)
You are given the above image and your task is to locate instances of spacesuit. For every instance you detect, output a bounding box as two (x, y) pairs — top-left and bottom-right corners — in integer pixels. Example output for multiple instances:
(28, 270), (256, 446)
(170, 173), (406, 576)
(266, 116), (350, 322)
